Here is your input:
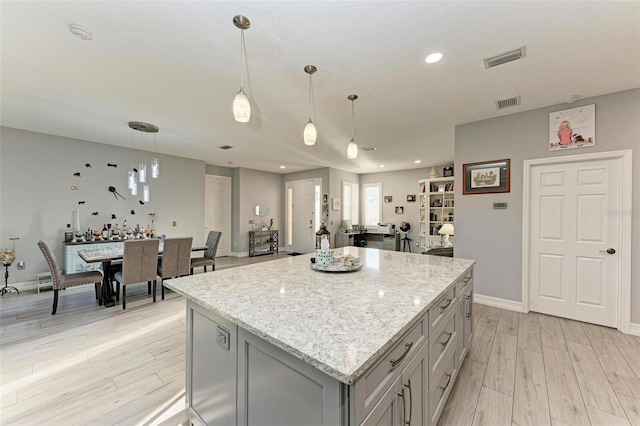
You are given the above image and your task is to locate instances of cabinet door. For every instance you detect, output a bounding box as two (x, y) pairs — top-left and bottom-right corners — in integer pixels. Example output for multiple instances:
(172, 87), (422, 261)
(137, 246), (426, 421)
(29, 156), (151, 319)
(361, 376), (403, 426)
(400, 342), (428, 426)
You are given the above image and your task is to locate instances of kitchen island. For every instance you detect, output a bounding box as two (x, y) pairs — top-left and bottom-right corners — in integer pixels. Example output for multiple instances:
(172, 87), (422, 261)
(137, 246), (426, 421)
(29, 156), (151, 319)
(165, 247), (475, 426)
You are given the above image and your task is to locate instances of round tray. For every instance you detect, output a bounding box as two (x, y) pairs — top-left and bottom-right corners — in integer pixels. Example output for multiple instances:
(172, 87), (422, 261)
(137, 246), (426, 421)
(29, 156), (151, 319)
(310, 261), (363, 273)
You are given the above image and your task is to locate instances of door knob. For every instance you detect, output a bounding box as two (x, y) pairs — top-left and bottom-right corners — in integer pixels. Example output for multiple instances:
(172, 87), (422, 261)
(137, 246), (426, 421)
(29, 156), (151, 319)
(599, 248), (616, 254)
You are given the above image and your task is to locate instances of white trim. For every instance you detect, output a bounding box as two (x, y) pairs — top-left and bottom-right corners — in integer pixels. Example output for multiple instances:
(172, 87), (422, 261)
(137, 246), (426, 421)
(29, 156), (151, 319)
(230, 251), (249, 258)
(629, 323), (640, 337)
(474, 294), (525, 312)
(522, 149), (633, 334)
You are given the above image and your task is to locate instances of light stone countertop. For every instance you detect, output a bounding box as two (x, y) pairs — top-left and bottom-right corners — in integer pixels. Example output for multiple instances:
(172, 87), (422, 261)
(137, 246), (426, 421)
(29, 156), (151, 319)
(165, 247), (475, 384)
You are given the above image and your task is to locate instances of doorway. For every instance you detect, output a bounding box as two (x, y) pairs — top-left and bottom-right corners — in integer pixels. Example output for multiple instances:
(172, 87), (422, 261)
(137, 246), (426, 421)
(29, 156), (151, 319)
(285, 178), (321, 254)
(523, 150), (632, 332)
(204, 175), (231, 257)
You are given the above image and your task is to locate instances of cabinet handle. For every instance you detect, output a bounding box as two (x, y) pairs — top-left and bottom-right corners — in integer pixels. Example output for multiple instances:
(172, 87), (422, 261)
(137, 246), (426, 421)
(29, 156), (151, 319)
(398, 387), (406, 425)
(440, 298), (453, 311)
(440, 373), (452, 396)
(404, 379), (413, 425)
(390, 342), (413, 368)
(440, 332), (453, 349)
(465, 295), (472, 318)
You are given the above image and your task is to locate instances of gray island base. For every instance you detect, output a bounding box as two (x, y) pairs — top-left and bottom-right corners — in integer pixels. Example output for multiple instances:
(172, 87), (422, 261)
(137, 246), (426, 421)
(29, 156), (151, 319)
(165, 247), (475, 426)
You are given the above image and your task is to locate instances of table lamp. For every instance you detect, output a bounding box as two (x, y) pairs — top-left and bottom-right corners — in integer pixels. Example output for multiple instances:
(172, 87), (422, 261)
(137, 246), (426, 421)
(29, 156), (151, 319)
(438, 223), (454, 248)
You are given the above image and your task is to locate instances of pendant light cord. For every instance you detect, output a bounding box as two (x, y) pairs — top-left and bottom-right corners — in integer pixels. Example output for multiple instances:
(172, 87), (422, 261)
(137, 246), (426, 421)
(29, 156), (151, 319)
(351, 100), (356, 139)
(239, 29), (247, 91)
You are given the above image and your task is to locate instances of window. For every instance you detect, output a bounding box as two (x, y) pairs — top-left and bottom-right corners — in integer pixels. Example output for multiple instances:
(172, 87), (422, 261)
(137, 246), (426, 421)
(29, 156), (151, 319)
(363, 183), (381, 227)
(342, 181), (359, 224)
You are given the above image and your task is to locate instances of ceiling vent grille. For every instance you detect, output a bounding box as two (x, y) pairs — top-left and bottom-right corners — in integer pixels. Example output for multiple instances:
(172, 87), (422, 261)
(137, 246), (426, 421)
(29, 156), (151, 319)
(219, 145), (234, 150)
(361, 146), (378, 152)
(484, 46), (526, 69)
(496, 96), (521, 110)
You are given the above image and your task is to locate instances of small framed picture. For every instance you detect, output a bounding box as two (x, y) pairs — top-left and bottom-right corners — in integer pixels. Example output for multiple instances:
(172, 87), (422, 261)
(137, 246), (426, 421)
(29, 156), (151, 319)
(384, 195), (393, 203)
(406, 194), (416, 202)
(438, 185), (446, 192)
(462, 159), (510, 195)
(395, 206), (404, 214)
(332, 198), (341, 211)
(323, 194), (328, 204)
(443, 166), (453, 177)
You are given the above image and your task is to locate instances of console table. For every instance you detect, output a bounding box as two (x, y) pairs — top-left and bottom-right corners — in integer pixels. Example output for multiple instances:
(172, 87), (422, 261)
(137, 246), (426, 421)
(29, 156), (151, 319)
(248, 230), (278, 257)
(335, 231), (400, 251)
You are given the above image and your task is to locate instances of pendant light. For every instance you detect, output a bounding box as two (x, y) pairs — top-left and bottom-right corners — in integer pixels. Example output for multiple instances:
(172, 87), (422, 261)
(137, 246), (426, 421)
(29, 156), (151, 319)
(303, 65), (317, 145)
(233, 15), (251, 123)
(128, 121), (159, 199)
(347, 94), (359, 159)
(143, 185), (150, 202)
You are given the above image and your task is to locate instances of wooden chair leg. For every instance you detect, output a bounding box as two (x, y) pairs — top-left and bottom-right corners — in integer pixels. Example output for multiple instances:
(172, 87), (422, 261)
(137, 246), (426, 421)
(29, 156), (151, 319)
(204, 266), (207, 273)
(161, 279), (165, 300)
(122, 286), (126, 309)
(96, 282), (103, 305)
(52, 289), (59, 315)
(115, 282), (120, 302)
(212, 264), (215, 271)
(190, 267), (194, 275)
(152, 280), (157, 302)
(148, 281), (151, 295)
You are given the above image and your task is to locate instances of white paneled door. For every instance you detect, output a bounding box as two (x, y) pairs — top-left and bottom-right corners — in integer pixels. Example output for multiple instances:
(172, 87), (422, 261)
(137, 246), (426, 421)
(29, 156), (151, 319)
(204, 175), (231, 257)
(285, 178), (321, 254)
(529, 158), (621, 327)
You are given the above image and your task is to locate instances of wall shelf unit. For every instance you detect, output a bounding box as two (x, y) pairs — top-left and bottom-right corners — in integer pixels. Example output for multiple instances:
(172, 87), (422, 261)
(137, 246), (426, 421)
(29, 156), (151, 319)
(249, 230), (279, 257)
(419, 177), (454, 253)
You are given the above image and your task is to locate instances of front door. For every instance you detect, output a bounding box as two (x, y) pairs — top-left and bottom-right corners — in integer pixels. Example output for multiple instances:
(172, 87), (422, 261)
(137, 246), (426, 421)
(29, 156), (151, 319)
(286, 179), (321, 254)
(528, 157), (621, 327)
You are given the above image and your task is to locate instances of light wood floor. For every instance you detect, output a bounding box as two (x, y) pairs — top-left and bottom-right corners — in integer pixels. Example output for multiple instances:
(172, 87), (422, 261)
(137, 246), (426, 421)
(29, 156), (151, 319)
(2, 255), (639, 425)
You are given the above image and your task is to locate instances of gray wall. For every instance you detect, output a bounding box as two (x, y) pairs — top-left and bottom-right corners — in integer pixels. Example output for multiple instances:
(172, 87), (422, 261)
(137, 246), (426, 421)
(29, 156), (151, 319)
(0, 127), (205, 285)
(233, 168), (284, 255)
(454, 88), (640, 323)
(205, 164), (234, 177)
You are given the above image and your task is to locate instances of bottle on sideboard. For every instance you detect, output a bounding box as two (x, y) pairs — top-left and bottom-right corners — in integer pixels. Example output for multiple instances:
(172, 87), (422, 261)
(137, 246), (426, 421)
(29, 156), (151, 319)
(64, 224), (73, 242)
(102, 224), (108, 240)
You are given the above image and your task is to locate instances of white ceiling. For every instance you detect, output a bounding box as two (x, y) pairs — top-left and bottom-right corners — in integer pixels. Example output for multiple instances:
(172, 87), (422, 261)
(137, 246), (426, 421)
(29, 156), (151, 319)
(2, 1), (639, 174)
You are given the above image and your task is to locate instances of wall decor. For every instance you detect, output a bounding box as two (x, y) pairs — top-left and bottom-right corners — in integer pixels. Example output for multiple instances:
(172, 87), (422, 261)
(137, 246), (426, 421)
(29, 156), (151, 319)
(549, 104), (595, 151)
(443, 166), (453, 177)
(85, 163), (92, 168)
(407, 194), (416, 202)
(107, 163), (118, 168)
(384, 195), (392, 203)
(73, 172), (81, 177)
(395, 206), (404, 214)
(332, 198), (340, 211)
(462, 159), (510, 195)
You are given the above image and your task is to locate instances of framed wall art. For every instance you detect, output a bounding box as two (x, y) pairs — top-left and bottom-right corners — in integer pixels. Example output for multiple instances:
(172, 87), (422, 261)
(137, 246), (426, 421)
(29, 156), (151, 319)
(549, 104), (595, 151)
(406, 194), (416, 202)
(384, 195), (392, 203)
(462, 159), (510, 195)
(332, 198), (340, 211)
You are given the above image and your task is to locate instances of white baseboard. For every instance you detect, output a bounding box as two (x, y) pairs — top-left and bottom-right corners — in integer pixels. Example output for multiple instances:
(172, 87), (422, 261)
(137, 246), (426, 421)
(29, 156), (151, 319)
(474, 294), (525, 312)
(9, 280), (38, 292)
(629, 323), (640, 337)
(230, 251), (249, 258)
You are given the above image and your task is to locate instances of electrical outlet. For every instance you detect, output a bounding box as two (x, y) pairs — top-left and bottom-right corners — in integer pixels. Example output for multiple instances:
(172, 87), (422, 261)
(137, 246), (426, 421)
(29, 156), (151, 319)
(17, 260), (25, 270)
(172, 221), (177, 227)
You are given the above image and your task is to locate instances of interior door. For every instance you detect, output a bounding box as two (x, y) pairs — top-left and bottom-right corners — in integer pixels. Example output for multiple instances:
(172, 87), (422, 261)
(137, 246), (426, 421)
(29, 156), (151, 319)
(286, 179), (320, 254)
(204, 175), (231, 257)
(529, 158), (621, 327)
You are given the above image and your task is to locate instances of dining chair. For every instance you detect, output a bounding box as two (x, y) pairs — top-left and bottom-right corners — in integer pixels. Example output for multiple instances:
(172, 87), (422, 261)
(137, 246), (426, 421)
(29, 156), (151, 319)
(158, 237), (192, 300)
(113, 239), (159, 309)
(190, 231), (221, 274)
(37, 240), (104, 315)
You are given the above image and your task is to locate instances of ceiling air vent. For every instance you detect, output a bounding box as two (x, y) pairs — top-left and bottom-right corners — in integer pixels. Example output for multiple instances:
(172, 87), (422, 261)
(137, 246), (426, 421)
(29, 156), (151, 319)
(496, 96), (521, 110)
(361, 146), (378, 152)
(219, 145), (234, 150)
(484, 46), (526, 69)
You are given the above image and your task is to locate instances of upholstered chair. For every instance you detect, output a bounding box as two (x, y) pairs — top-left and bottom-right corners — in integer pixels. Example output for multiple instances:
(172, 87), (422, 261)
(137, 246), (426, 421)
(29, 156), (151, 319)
(157, 237), (192, 300)
(190, 231), (221, 274)
(113, 239), (159, 309)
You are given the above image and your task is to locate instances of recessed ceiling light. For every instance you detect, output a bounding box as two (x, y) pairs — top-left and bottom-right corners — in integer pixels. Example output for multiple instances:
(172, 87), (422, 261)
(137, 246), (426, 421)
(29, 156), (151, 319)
(564, 95), (580, 104)
(425, 52), (443, 64)
(414, 160), (422, 164)
(379, 165), (385, 168)
(279, 165), (286, 169)
(69, 24), (92, 41)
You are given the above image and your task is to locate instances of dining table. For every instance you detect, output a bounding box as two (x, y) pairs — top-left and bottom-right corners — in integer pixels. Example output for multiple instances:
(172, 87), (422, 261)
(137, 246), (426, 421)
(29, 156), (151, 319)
(77, 241), (208, 308)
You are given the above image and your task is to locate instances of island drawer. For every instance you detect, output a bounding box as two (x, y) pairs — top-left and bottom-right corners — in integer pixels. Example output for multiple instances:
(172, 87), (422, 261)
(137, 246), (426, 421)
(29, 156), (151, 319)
(428, 285), (457, 336)
(457, 268), (474, 294)
(428, 342), (458, 425)
(354, 316), (426, 419)
(429, 302), (459, 372)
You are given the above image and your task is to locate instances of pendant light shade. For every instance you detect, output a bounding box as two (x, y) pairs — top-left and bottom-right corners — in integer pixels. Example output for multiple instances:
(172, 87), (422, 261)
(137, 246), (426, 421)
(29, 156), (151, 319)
(347, 94), (359, 159)
(303, 65), (317, 145)
(143, 185), (150, 203)
(304, 120), (317, 146)
(138, 163), (147, 183)
(130, 176), (138, 196)
(151, 158), (160, 179)
(233, 90), (251, 123)
(233, 15), (251, 123)
(347, 139), (358, 159)
(128, 170), (135, 189)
